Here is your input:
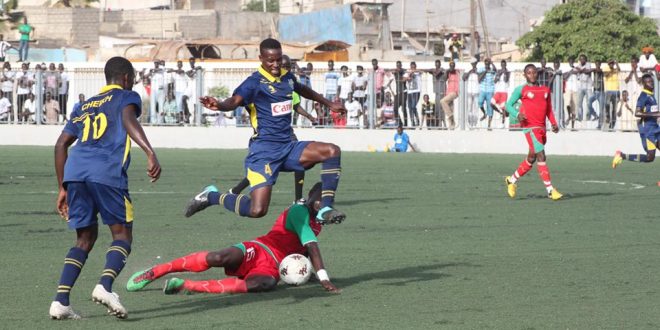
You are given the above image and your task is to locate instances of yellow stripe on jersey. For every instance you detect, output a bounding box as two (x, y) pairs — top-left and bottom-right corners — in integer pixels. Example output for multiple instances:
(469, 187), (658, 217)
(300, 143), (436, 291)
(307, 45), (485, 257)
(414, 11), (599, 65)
(247, 168), (267, 187)
(122, 134), (131, 165)
(257, 66), (288, 83)
(124, 196), (134, 222)
(248, 103), (258, 132)
(647, 138), (657, 151)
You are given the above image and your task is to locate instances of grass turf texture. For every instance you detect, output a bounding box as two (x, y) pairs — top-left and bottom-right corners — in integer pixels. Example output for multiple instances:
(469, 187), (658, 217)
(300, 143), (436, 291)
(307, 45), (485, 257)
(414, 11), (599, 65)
(1, 146), (659, 329)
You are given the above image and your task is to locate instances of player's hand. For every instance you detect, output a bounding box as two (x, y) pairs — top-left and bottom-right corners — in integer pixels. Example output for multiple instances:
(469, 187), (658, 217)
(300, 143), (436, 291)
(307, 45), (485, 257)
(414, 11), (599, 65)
(517, 112), (526, 122)
(199, 96), (219, 110)
(147, 154), (161, 182)
(56, 188), (68, 220)
(310, 117), (319, 125)
(328, 102), (347, 114)
(321, 280), (341, 294)
(551, 124), (559, 133)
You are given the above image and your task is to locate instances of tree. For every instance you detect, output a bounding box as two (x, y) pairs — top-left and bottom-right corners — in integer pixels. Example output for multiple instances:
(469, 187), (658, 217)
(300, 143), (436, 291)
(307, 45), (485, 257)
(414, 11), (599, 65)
(516, 0), (660, 62)
(244, 0), (279, 13)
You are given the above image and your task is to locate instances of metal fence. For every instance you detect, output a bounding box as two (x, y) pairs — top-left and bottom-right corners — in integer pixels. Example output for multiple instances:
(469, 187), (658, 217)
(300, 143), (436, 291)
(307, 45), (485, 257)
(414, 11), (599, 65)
(0, 64), (649, 133)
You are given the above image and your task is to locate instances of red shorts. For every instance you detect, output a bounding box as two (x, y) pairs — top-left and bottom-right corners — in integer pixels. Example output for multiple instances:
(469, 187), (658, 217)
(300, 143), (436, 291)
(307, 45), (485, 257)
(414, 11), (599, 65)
(493, 92), (508, 105)
(225, 241), (279, 280)
(523, 127), (547, 153)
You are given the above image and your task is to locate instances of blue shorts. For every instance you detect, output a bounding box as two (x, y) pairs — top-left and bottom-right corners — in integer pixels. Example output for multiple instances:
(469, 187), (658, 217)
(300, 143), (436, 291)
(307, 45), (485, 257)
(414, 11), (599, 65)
(65, 181), (134, 230)
(244, 140), (311, 189)
(638, 123), (660, 151)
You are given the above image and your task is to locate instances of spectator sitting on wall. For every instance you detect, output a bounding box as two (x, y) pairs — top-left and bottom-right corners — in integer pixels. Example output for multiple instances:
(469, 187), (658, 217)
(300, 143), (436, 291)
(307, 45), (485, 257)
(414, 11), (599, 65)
(20, 92), (35, 123)
(44, 92), (60, 124)
(378, 91), (397, 128)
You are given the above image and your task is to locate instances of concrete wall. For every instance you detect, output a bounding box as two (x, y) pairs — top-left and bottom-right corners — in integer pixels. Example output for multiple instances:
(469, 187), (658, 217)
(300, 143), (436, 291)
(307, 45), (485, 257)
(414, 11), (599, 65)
(101, 9), (218, 39)
(0, 125), (644, 157)
(21, 7), (100, 47)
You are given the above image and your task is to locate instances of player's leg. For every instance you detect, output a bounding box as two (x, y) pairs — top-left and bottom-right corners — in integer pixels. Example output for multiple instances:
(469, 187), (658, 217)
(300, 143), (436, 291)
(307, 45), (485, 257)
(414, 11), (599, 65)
(50, 182), (98, 320)
(505, 130), (538, 198)
(230, 177), (250, 194)
(294, 171), (305, 202)
(129, 246), (243, 291)
(91, 184), (135, 318)
(298, 141), (345, 223)
(614, 132), (658, 167)
(536, 150), (563, 200)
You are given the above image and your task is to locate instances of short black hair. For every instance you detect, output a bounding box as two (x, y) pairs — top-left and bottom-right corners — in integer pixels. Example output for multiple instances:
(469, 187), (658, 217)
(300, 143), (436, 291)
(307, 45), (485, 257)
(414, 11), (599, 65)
(523, 63), (536, 72)
(259, 38), (281, 53)
(642, 73), (654, 81)
(104, 56), (135, 83)
(305, 182), (322, 210)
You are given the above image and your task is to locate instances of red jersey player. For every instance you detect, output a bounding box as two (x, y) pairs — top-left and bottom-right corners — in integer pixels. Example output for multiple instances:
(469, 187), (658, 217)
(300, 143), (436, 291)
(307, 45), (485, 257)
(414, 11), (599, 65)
(504, 64), (563, 200)
(126, 182), (340, 295)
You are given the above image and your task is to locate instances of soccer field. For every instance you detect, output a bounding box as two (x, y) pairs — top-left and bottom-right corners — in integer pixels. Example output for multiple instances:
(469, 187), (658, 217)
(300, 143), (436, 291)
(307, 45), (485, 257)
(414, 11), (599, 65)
(2, 146), (660, 329)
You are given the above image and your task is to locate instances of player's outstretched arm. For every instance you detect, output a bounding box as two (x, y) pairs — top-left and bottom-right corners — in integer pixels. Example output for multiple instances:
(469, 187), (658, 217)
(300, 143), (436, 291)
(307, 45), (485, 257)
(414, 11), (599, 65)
(199, 95), (243, 112)
(296, 84), (346, 114)
(306, 242), (340, 293)
(54, 132), (76, 220)
(295, 104), (318, 124)
(122, 104), (161, 182)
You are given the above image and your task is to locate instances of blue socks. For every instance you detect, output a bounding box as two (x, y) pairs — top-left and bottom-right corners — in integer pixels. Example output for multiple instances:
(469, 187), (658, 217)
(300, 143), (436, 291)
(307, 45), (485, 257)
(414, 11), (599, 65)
(54, 247), (88, 306)
(320, 156), (341, 208)
(220, 193), (252, 216)
(99, 240), (131, 292)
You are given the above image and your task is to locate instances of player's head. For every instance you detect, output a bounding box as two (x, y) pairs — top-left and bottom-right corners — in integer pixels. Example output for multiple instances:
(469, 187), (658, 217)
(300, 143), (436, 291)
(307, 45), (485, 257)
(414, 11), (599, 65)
(259, 38), (283, 78)
(305, 182), (323, 215)
(281, 54), (291, 70)
(642, 73), (654, 90)
(104, 56), (135, 90)
(523, 64), (538, 84)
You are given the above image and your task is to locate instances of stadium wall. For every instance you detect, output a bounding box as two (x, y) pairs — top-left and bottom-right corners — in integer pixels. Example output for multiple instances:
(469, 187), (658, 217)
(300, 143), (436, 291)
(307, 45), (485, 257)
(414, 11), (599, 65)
(0, 126), (644, 156)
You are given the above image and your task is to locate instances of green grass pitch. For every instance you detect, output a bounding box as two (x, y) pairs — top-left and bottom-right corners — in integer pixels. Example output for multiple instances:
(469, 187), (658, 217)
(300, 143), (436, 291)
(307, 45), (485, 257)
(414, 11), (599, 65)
(1, 146), (660, 329)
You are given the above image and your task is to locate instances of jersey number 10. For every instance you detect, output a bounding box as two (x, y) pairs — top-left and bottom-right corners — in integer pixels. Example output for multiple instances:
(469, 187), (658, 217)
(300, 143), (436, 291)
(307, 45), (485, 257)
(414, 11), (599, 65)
(81, 113), (108, 142)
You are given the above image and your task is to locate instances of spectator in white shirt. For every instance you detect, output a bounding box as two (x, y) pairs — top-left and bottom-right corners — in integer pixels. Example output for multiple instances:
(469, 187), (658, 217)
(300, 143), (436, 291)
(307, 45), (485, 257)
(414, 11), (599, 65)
(404, 61), (422, 127)
(0, 34), (13, 62)
(173, 60), (188, 114)
(20, 92), (35, 123)
(352, 65), (368, 107)
(345, 92), (362, 128)
(15, 62), (32, 116)
(337, 65), (353, 106)
(0, 90), (9, 122)
(639, 46), (657, 73)
(57, 63), (69, 119)
(1, 62), (15, 114)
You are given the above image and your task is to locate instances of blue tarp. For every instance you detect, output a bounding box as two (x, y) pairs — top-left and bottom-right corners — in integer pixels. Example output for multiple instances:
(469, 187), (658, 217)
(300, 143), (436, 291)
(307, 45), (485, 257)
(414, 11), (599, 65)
(278, 5), (354, 45)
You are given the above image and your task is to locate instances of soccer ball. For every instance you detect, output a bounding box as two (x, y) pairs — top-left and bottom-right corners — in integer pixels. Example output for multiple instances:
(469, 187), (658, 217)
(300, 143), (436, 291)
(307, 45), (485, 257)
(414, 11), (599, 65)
(279, 254), (312, 286)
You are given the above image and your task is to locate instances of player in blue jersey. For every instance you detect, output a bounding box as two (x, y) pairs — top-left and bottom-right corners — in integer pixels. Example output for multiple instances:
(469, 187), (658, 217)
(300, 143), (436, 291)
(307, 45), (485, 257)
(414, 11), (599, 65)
(49, 56), (161, 320)
(186, 38), (346, 224)
(612, 73), (660, 168)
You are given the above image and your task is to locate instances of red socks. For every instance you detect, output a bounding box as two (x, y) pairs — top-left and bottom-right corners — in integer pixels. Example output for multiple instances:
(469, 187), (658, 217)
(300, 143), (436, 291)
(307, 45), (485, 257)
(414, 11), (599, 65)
(183, 278), (248, 294)
(152, 251), (210, 278)
(536, 162), (553, 191)
(511, 159), (533, 183)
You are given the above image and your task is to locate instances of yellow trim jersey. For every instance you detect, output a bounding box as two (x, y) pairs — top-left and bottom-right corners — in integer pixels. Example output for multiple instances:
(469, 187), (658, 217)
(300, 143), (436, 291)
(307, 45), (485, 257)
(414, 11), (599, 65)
(234, 66), (302, 143)
(62, 85), (142, 189)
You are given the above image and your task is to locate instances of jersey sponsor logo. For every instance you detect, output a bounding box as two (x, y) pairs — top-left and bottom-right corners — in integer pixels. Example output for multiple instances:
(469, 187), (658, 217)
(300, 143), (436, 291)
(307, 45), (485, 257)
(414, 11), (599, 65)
(651, 105), (658, 113)
(81, 95), (113, 111)
(271, 100), (292, 116)
(246, 247), (255, 261)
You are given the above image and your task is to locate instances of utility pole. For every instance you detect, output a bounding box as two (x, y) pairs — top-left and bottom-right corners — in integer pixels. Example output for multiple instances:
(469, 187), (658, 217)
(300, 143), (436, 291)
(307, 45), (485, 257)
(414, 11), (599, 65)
(263, 0), (267, 12)
(424, 0), (430, 55)
(470, 0), (476, 57)
(477, 0), (491, 59)
(401, 0), (406, 38)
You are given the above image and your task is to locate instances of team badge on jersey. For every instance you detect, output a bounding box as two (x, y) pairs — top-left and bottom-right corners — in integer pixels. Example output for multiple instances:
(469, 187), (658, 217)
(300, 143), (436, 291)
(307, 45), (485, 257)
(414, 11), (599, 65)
(526, 91), (535, 99)
(268, 85), (277, 94)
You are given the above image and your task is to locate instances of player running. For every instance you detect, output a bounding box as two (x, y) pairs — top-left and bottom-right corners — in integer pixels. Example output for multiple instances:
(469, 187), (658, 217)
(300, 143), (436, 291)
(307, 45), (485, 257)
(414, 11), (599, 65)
(186, 38), (346, 224)
(49, 56), (161, 320)
(127, 183), (340, 295)
(229, 55), (317, 203)
(612, 73), (660, 168)
(504, 64), (563, 200)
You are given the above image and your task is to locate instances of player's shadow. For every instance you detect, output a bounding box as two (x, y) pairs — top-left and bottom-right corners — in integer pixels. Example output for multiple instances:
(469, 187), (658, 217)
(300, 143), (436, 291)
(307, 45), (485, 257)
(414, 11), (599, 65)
(126, 262), (472, 321)
(338, 197), (406, 206)
(517, 192), (615, 200)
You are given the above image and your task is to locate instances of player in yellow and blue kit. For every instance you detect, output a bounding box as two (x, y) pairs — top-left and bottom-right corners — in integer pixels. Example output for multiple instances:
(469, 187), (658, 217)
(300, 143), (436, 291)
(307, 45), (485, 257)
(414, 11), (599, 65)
(49, 56), (161, 320)
(613, 73), (660, 168)
(187, 38), (347, 224)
